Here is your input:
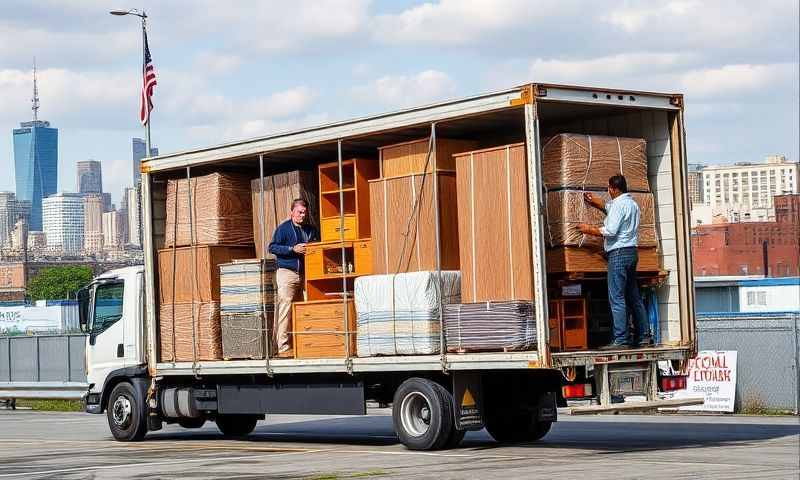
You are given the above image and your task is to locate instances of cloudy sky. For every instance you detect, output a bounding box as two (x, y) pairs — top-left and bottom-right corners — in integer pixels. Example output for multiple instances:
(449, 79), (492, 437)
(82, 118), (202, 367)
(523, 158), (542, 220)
(1, 0), (798, 205)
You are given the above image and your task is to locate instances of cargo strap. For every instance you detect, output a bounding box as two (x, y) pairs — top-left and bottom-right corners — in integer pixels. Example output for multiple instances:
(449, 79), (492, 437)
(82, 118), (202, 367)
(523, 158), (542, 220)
(257, 154), (273, 374)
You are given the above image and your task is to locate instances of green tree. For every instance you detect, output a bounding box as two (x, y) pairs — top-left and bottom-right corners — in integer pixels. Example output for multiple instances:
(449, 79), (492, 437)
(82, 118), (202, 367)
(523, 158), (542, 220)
(27, 266), (94, 301)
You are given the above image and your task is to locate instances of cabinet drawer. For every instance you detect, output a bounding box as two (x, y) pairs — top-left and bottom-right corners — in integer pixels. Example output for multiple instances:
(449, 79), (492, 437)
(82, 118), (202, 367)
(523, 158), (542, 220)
(295, 316), (349, 333)
(294, 302), (347, 319)
(354, 239), (372, 275)
(321, 216), (357, 241)
(294, 333), (354, 359)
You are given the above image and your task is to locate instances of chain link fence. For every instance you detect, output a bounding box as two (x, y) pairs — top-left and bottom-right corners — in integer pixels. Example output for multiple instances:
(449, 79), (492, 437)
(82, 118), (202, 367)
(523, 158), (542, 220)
(697, 312), (800, 413)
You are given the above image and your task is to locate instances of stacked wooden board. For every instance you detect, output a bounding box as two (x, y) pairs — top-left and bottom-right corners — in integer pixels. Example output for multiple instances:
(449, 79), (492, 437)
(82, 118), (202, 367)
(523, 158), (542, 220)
(443, 301), (536, 352)
(219, 259), (276, 360)
(251, 171), (318, 259)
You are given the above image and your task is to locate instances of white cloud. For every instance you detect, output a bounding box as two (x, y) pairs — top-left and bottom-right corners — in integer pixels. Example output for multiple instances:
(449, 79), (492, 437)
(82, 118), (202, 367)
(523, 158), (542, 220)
(679, 63), (797, 98)
(193, 52), (242, 75)
(528, 53), (691, 86)
(351, 70), (456, 108)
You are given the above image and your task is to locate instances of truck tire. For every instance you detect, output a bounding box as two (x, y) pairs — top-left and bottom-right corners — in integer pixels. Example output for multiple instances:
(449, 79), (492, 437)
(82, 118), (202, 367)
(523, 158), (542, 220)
(107, 382), (147, 441)
(485, 411), (551, 444)
(392, 378), (455, 451)
(216, 414), (259, 437)
(177, 418), (206, 429)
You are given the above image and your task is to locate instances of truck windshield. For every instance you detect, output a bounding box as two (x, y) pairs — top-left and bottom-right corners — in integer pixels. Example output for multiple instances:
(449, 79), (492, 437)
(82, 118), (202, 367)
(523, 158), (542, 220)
(91, 282), (124, 335)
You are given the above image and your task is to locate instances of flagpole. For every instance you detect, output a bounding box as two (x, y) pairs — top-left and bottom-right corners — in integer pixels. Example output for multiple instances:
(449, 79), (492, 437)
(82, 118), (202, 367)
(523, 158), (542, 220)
(141, 14), (152, 157)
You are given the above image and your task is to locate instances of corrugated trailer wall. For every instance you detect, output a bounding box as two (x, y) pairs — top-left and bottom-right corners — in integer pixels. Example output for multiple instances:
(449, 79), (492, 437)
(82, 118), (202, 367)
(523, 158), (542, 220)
(548, 110), (682, 345)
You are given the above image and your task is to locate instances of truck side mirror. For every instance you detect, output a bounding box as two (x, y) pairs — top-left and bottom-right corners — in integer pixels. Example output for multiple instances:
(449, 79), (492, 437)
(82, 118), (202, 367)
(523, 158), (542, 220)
(78, 285), (91, 333)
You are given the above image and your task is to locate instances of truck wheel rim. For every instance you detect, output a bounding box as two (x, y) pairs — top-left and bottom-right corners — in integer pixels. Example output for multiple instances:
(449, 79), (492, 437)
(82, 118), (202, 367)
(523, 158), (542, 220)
(400, 391), (432, 437)
(112, 395), (133, 428)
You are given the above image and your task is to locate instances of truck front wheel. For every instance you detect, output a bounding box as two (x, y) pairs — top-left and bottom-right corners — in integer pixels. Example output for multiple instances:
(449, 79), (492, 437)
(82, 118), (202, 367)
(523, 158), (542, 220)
(216, 414), (259, 437)
(107, 382), (147, 441)
(485, 411), (551, 444)
(392, 378), (455, 451)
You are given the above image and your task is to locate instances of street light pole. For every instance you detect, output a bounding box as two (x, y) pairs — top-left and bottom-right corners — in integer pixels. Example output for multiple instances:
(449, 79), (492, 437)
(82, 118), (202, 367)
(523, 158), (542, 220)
(110, 8), (152, 156)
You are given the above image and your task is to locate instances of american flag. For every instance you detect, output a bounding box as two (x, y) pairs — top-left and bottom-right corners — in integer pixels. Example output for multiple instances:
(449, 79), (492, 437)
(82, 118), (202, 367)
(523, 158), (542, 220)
(139, 29), (157, 126)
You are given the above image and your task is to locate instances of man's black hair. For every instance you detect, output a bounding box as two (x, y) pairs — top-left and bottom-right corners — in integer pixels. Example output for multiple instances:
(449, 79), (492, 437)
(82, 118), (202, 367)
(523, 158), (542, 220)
(608, 175), (628, 193)
(291, 198), (308, 210)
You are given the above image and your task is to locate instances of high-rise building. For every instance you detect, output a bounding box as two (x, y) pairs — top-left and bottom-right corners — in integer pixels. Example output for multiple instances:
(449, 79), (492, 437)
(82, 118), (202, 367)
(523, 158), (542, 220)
(10, 217), (28, 252)
(27, 231), (47, 251)
(76, 160), (102, 194)
(83, 194), (104, 255)
(687, 163), (704, 205)
(701, 155), (799, 222)
(0, 192), (31, 248)
(126, 186), (142, 247)
(132, 137), (158, 186)
(103, 209), (123, 250)
(42, 193), (84, 255)
(13, 120), (58, 231)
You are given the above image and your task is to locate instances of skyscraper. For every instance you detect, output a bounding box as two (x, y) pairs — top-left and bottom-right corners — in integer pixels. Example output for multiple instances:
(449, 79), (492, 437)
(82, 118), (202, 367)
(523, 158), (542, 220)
(132, 137), (158, 186)
(102, 209), (123, 250)
(13, 120), (58, 231)
(76, 160), (103, 194)
(42, 193), (84, 255)
(13, 63), (57, 232)
(126, 186), (142, 247)
(83, 194), (104, 255)
(0, 192), (31, 248)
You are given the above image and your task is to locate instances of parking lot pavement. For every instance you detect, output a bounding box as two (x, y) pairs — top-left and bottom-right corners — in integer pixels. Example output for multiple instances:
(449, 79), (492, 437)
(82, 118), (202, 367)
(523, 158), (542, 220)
(0, 409), (798, 479)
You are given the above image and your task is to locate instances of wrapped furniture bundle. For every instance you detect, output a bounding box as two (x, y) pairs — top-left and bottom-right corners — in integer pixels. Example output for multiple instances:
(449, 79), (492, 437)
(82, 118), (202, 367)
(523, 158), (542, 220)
(542, 134), (650, 192)
(443, 301), (536, 352)
(545, 190), (658, 249)
(354, 271), (461, 356)
(251, 171), (318, 259)
(165, 172), (254, 247)
(219, 259), (276, 359)
(159, 301), (222, 362)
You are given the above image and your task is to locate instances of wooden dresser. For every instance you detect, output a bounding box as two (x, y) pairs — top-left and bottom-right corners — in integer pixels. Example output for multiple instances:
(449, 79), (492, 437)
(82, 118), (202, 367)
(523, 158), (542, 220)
(292, 299), (357, 359)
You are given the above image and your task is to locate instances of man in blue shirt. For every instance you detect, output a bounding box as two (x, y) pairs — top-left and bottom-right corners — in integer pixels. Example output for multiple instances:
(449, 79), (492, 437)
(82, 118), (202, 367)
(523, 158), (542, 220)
(268, 198), (319, 357)
(578, 175), (653, 350)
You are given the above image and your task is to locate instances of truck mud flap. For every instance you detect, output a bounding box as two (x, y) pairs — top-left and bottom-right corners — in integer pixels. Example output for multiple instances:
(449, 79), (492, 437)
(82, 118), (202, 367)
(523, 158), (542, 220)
(452, 373), (484, 431)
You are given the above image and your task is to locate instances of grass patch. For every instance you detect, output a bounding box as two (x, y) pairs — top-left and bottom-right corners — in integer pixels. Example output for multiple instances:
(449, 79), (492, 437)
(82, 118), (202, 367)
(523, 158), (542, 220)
(12, 399), (84, 412)
(739, 395), (793, 416)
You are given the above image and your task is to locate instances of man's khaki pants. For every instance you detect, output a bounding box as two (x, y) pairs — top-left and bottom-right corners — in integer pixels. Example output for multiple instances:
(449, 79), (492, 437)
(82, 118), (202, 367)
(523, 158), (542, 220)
(275, 268), (303, 353)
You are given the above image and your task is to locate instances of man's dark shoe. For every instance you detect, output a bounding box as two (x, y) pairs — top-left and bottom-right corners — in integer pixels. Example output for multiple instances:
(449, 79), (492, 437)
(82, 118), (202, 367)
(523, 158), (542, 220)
(598, 343), (632, 351)
(637, 337), (654, 348)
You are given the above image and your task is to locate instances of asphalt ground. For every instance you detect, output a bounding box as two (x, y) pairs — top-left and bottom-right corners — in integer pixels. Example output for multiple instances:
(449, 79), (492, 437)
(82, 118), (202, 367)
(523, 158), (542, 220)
(0, 409), (797, 479)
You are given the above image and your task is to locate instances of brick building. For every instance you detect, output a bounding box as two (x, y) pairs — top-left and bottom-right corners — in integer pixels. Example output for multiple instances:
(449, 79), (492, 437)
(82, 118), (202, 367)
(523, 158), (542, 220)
(692, 195), (799, 277)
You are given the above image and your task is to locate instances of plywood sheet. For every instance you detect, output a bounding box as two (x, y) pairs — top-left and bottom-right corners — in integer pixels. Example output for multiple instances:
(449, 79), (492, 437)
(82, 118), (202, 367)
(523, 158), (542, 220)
(546, 246), (661, 273)
(165, 172), (254, 247)
(159, 301), (222, 362)
(455, 143), (534, 302)
(379, 138), (477, 178)
(370, 173), (459, 274)
(542, 134), (649, 192)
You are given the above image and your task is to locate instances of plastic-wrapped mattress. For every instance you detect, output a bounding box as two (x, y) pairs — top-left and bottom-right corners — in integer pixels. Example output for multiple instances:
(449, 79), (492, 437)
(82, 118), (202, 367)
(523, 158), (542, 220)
(443, 301), (536, 352)
(354, 271), (461, 356)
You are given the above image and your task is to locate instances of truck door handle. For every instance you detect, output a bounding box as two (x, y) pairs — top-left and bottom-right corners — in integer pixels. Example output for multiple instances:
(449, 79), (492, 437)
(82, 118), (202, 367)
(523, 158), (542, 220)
(117, 344), (124, 358)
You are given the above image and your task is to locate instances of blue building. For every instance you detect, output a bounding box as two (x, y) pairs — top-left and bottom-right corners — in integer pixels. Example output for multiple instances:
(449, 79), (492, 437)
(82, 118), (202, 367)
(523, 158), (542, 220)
(13, 120), (58, 231)
(132, 138), (158, 186)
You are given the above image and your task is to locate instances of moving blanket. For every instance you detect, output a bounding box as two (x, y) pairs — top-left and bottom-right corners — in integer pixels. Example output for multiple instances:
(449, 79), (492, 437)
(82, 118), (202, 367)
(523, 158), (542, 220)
(444, 301), (536, 352)
(219, 259), (276, 359)
(354, 271), (461, 356)
(542, 134), (650, 192)
(545, 190), (658, 249)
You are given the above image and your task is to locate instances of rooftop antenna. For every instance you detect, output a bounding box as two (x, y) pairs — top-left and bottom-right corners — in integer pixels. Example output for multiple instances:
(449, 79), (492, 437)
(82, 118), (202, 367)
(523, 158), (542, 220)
(32, 57), (40, 121)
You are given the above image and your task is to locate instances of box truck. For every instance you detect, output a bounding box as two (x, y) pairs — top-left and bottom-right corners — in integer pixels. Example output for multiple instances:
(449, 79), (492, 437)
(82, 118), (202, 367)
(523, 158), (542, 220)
(82, 83), (700, 450)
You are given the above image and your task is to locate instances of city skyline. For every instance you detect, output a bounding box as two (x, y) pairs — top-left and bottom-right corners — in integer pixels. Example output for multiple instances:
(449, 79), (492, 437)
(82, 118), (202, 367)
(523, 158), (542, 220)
(0, 1), (798, 205)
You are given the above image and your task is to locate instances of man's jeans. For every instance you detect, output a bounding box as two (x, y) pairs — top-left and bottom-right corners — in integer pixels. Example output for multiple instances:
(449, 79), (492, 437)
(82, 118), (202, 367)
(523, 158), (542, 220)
(607, 247), (650, 345)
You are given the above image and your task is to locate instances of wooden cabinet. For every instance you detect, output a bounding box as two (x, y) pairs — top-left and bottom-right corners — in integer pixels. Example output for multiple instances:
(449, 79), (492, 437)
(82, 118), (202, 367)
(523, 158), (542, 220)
(318, 158), (378, 242)
(369, 172), (459, 274)
(548, 298), (588, 351)
(378, 138), (477, 178)
(304, 240), (372, 301)
(292, 299), (357, 359)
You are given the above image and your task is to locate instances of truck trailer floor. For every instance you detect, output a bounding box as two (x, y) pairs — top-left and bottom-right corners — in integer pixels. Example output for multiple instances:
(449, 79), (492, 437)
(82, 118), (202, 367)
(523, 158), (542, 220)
(0, 410), (797, 479)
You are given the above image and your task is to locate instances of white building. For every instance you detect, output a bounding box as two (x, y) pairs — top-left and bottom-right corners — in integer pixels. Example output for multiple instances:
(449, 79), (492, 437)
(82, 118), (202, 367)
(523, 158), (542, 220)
(83, 194), (104, 255)
(701, 155), (799, 222)
(103, 209), (123, 250)
(42, 193), (85, 255)
(126, 186), (141, 247)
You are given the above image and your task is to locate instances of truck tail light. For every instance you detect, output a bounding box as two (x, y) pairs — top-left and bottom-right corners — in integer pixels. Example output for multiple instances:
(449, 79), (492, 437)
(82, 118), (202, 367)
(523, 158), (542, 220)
(660, 375), (687, 391)
(562, 383), (593, 399)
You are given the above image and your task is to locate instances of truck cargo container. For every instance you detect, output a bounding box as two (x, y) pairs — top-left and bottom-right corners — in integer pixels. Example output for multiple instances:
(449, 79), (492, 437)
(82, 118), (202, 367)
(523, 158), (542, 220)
(82, 83), (700, 449)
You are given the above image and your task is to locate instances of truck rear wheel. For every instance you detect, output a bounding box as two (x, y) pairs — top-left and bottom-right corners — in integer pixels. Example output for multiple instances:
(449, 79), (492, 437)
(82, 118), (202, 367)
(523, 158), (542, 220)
(107, 382), (147, 442)
(392, 378), (455, 451)
(216, 414), (259, 437)
(485, 410), (551, 444)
